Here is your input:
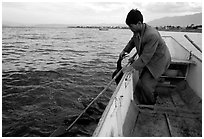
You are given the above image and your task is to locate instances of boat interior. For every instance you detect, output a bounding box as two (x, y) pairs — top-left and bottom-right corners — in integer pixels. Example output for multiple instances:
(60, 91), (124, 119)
(127, 37), (202, 137)
(129, 60), (202, 137)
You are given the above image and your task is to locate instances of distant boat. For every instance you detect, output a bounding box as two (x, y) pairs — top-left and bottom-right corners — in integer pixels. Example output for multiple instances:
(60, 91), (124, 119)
(99, 27), (109, 31)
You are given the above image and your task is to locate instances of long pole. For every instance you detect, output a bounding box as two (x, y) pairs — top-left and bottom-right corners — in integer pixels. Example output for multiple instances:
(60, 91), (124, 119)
(50, 62), (130, 137)
(184, 34), (202, 53)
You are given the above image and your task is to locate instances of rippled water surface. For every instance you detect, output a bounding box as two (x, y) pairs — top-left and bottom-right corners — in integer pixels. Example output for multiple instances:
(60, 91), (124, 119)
(2, 27), (201, 137)
(2, 27), (132, 137)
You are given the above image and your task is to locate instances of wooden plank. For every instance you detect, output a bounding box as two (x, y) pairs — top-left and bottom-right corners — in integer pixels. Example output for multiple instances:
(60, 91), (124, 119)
(171, 59), (196, 65)
(136, 108), (201, 119)
(122, 101), (139, 136)
(164, 113), (173, 137)
(167, 114), (202, 137)
(160, 76), (186, 79)
(132, 112), (170, 137)
(170, 92), (186, 108)
(137, 105), (201, 114)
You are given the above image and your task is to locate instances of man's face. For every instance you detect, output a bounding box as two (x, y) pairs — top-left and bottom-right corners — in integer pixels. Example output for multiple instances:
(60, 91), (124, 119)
(129, 22), (142, 33)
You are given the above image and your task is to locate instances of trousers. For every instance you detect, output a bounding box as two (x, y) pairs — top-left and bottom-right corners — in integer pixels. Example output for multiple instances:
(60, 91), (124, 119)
(134, 67), (158, 105)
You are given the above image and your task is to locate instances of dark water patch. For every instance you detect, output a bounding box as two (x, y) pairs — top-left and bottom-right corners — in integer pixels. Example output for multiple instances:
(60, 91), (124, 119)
(2, 37), (13, 40)
(27, 37), (42, 40)
(3, 125), (31, 137)
(41, 44), (53, 47)
(71, 37), (81, 40)
(31, 48), (58, 53)
(57, 60), (72, 65)
(86, 36), (94, 39)
(2, 97), (22, 111)
(54, 92), (75, 108)
(52, 37), (64, 40)
(96, 52), (113, 57)
(17, 49), (27, 53)
(63, 48), (89, 53)
(46, 62), (55, 65)
(15, 41), (25, 44)
(2, 42), (19, 45)
(61, 57), (70, 60)
(27, 127), (51, 137)
(21, 33), (40, 36)
(43, 48), (58, 52)
(5, 51), (24, 55)
(88, 58), (106, 65)
(86, 40), (102, 43)
(2, 48), (15, 51)
(56, 96), (109, 137)
(31, 70), (61, 77)
(25, 61), (34, 65)
(2, 45), (16, 48)
(2, 85), (33, 97)
(2, 109), (55, 137)
(2, 69), (113, 137)
(109, 54), (119, 60)
(2, 53), (10, 56)
(16, 94), (37, 106)
(3, 58), (18, 62)
(2, 40), (11, 44)
(5, 76), (40, 86)
(59, 63), (70, 66)
(2, 71), (61, 86)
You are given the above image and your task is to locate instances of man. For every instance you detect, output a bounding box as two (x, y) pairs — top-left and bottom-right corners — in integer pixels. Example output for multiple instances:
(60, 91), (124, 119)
(120, 9), (171, 105)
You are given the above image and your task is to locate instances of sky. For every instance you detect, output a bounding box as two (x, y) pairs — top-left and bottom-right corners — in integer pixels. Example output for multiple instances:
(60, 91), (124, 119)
(2, 0), (203, 25)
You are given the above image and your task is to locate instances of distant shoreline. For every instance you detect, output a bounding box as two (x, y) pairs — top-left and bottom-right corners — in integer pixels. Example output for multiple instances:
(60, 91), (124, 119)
(2, 25), (202, 33)
(157, 29), (202, 33)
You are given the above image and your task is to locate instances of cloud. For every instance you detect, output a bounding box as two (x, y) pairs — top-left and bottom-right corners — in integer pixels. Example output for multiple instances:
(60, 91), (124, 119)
(2, 2), (202, 25)
(144, 2), (202, 14)
(2, 2), (27, 9)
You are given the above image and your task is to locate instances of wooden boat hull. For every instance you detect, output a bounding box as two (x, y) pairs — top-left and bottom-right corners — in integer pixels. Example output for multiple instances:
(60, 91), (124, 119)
(93, 70), (139, 136)
(186, 51), (202, 98)
(162, 36), (202, 98)
(93, 36), (202, 137)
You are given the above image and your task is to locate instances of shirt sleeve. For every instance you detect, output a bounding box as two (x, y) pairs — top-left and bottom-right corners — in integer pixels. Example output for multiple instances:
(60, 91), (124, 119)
(123, 36), (135, 53)
(131, 34), (159, 70)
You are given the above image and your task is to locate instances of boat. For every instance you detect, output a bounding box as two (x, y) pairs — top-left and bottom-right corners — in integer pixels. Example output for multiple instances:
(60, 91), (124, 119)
(99, 27), (109, 31)
(92, 36), (202, 137)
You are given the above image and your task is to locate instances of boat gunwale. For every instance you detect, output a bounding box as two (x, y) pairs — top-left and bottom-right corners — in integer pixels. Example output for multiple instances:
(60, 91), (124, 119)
(92, 71), (133, 136)
(162, 36), (202, 62)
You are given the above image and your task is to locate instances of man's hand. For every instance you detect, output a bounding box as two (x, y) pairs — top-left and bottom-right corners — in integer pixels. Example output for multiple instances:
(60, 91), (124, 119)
(119, 50), (127, 59)
(122, 65), (134, 73)
(128, 56), (135, 64)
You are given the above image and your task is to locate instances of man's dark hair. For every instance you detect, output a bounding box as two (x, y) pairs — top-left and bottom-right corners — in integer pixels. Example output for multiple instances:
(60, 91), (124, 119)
(126, 9), (143, 25)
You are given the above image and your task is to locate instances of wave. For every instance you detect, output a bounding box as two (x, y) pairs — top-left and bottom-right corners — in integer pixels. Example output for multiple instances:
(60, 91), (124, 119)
(2, 27), (126, 136)
(63, 49), (89, 53)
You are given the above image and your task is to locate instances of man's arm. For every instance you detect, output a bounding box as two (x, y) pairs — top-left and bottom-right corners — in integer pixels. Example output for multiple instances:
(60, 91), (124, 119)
(131, 34), (158, 70)
(119, 37), (135, 59)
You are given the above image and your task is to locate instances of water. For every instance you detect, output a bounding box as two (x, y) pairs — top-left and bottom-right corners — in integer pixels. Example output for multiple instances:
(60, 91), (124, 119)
(2, 27), (202, 137)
